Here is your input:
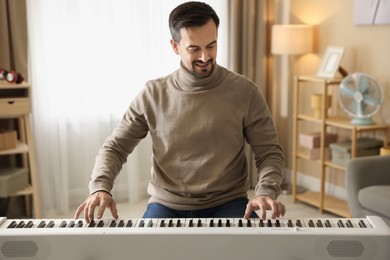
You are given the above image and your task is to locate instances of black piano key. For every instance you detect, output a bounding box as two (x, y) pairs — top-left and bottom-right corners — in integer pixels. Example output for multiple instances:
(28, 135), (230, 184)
(160, 220), (166, 227)
(188, 220), (193, 227)
(316, 220), (323, 228)
(359, 220), (367, 228)
(337, 220), (345, 228)
(118, 220), (124, 227)
(275, 219), (280, 227)
(67, 220), (75, 227)
(7, 221), (17, 228)
(325, 220), (332, 228)
(209, 219), (214, 227)
(259, 219), (264, 227)
(25, 221), (34, 228)
(38, 221), (46, 228)
(238, 219), (243, 227)
(296, 219), (302, 227)
(16, 221), (25, 228)
(109, 220), (116, 227)
(147, 220), (153, 227)
(88, 221), (96, 228)
(197, 219), (202, 227)
(308, 220), (314, 228)
(139, 220), (145, 227)
(168, 220), (173, 227)
(47, 221), (55, 228)
(287, 219), (293, 227)
(226, 219), (231, 227)
(346, 220), (353, 228)
(218, 219), (223, 227)
(176, 220), (181, 227)
(126, 220), (133, 227)
(247, 220), (251, 227)
(97, 220), (104, 227)
(77, 220), (83, 227)
(267, 219), (272, 227)
(59, 221), (67, 228)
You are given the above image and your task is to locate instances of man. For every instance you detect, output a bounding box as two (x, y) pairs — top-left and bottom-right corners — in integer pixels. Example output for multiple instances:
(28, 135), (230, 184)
(75, 1), (286, 223)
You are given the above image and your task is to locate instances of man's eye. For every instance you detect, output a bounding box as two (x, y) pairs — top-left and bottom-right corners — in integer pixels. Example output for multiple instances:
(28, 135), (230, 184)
(188, 47), (199, 53)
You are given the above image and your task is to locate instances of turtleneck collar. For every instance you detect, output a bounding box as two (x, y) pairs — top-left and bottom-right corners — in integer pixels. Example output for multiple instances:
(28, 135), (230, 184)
(175, 62), (225, 92)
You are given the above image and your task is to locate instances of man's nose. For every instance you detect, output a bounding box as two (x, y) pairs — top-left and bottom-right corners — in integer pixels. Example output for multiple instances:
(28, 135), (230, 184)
(199, 50), (210, 62)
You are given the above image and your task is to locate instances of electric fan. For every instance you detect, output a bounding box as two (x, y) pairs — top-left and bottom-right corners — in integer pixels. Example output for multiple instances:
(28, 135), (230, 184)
(338, 72), (383, 125)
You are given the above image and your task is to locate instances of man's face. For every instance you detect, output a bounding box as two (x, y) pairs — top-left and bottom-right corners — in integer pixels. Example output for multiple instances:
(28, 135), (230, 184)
(171, 19), (218, 78)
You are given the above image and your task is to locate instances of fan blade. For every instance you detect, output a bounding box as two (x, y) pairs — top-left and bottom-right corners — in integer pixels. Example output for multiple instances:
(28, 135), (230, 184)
(340, 83), (357, 96)
(363, 95), (381, 106)
(357, 75), (370, 93)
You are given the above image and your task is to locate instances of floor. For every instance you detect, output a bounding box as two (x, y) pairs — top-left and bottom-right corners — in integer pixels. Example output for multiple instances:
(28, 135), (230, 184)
(59, 190), (337, 220)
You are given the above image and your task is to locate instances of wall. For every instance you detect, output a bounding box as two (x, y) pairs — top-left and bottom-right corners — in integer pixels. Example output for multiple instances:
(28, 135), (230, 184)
(273, 0), (390, 198)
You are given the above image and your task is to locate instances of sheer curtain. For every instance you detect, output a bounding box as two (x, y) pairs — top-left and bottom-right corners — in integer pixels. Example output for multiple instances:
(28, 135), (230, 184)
(26, 0), (228, 217)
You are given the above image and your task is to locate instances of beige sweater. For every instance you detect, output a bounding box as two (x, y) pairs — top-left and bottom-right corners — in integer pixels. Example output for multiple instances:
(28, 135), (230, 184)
(89, 64), (284, 210)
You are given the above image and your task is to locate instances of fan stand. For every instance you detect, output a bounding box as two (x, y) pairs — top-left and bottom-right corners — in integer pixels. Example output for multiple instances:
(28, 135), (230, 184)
(351, 117), (375, 125)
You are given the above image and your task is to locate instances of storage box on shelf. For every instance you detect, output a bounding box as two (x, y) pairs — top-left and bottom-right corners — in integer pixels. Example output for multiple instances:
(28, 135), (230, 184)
(0, 81), (41, 218)
(329, 137), (382, 167)
(0, 168), (29, 197)
(298, 132), (337, 160)
(291, 75), (389, 218)
(0, 130), (17, 150)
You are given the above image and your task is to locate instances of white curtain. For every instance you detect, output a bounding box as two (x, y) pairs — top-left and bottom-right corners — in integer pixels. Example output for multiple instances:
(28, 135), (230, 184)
(26, 0), (228, 217)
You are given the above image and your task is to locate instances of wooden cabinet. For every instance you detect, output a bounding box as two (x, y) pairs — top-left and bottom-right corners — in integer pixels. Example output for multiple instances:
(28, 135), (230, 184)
(0, 81), (41, 218)
(291, 75), (388, 217)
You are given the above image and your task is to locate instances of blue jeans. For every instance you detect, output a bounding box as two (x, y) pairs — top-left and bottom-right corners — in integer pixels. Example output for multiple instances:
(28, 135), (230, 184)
(142, 197), (258, 218)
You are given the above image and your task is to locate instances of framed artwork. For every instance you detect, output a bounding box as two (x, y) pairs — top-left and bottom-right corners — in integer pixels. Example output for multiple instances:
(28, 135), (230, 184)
(317, 46), (345, 79)
(354, 0), (390, 25)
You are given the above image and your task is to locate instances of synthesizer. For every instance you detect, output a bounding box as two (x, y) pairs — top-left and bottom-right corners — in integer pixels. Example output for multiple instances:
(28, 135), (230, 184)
(0, 216), (389, 260)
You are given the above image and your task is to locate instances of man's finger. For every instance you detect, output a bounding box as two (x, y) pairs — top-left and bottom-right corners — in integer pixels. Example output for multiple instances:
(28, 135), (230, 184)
(74, 203), (85, 219)
(268, 200), (277, 219)
(87, 201), (99, 223)
(97, 200), (109, 219)
(109, 201), (119, 220)
(259, 204), (267, 220)
(243, 203), (254, 219)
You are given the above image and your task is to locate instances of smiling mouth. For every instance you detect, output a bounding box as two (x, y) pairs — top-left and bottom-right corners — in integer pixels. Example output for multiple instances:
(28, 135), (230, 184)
(194, 62), (210, 68)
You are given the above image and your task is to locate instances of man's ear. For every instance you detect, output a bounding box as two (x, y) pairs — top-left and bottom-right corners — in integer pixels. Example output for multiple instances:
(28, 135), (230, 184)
(170, 39), (179, 55)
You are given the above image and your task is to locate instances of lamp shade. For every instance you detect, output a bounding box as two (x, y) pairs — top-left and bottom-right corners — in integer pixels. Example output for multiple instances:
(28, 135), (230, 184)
(271, 24), (314, 55)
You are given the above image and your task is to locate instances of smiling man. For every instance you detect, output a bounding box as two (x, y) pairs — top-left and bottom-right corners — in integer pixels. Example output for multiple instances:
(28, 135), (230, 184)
(75, 1), (286, 222)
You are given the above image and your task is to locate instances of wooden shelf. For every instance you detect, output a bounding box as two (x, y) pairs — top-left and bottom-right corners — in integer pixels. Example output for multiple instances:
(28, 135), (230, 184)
(295, 75), (342, 84)
(0, 81), (41, 218)
(326, 117), (389, 131)
(296, 191), (352, 218)
(0, 142), (29, 155)
(12, 185), (33, 196)
(291, 75), (388, 218)
(324, 160), (346, 170)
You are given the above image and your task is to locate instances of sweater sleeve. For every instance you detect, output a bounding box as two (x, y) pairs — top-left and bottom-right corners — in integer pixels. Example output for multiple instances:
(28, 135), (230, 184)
(88, 91), (149, 194)
(244, 86), (285, 200)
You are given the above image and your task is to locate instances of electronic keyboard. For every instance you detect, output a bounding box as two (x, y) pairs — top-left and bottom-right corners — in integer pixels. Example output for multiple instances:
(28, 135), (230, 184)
(1, 216), (389, 260)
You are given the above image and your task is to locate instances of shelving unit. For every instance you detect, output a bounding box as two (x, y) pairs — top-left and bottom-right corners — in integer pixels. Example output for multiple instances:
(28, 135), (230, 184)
(291, 75), (388, 218)
(0, 81), (41, 218)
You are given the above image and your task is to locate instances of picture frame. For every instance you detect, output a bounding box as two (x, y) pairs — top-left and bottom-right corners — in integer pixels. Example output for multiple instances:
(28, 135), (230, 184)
(316, 46), (345, 79)
(354, 0), (390, 25)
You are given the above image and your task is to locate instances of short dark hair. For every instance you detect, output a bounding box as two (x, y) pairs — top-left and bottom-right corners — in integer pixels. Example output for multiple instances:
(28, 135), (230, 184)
(169, 1), (220, 42)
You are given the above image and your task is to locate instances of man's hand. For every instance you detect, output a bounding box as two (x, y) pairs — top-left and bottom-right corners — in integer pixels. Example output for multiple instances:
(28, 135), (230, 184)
(74, 191), (119, 223)
(244, 195), (286, 220)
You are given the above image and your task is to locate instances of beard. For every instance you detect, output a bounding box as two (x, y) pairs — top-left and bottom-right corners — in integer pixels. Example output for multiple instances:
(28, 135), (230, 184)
(183, 59), (215, 79)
